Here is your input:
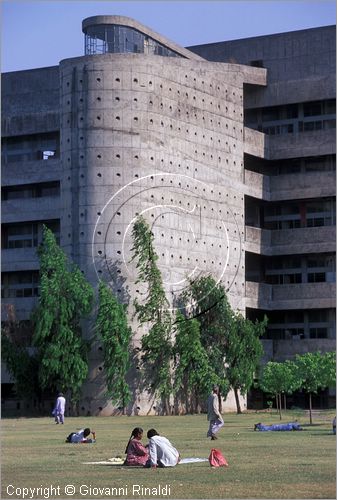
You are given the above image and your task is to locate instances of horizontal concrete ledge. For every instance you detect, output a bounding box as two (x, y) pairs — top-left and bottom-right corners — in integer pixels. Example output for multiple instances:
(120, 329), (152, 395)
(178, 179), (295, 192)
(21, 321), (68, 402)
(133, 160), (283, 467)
(244, 170), (336, 202)
(245, 225), (336, 256)
(261, 338), (336, 362)
(246, 281), (335, 310)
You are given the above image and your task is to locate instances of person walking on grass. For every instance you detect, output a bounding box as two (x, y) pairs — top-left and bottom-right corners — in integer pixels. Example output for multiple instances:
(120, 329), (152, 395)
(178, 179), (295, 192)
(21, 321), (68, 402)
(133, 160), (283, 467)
(52, 392), (66, 424)
(207, 385), (224, 440)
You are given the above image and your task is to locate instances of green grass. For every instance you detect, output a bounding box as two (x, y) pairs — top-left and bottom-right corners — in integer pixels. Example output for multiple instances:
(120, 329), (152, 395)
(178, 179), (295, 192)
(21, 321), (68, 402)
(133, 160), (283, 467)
(1, 410), (335, 499)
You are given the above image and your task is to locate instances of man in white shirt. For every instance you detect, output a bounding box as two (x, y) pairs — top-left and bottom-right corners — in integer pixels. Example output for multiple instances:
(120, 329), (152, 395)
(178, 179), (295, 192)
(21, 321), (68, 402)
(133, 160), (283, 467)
(207, 385), (224, 440)
(146, 429), (180, 468)
(52, 392), (66, 424)
(66, 428), (94, 443)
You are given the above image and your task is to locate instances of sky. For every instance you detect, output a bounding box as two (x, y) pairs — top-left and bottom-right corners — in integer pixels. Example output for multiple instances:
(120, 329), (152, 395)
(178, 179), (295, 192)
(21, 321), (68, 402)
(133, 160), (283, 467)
(1, 0), (336, 73)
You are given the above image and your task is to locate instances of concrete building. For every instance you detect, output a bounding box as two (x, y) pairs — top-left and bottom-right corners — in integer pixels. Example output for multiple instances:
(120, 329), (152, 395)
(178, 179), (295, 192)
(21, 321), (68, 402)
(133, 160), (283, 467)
(2, 16), (335, 414)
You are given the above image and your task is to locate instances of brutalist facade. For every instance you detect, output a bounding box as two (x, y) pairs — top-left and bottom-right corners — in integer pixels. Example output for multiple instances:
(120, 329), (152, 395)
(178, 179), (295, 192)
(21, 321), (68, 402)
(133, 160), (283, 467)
(2, 16), (335, 415)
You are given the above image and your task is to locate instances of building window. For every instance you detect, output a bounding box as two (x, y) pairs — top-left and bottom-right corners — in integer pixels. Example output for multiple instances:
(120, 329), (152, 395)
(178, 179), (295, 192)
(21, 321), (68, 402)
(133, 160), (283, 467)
(1, 132), (60, 164)
(307, 272), (326, 283)
(250, 60), (264, 68)
(2, 220), (60, 249)
(309, 328), (328, 339)
(2, 181), (60, 200)
(84, 24), (183, 58)
(1, 271), (40, 298)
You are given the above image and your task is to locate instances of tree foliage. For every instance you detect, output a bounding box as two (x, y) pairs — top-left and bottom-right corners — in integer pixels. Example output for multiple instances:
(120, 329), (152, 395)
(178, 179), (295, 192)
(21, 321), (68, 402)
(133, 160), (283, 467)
(1, 329), (41, 401)
(173, 311), (219, 413)
(259, 360), (301, 419)
(32, 226), (93, 403)
(295, 351), (335, 424)
(183, 275), (232, 397)
(95, 280), (132, 412)
(225, 312), (267, 413)
(130, 215), (172, 413)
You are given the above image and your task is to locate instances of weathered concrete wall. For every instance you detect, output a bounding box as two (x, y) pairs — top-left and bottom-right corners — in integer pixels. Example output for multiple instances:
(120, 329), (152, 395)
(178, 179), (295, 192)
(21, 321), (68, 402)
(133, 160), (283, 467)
(188, 25), (336, 106)
(58, 53), (264, 415)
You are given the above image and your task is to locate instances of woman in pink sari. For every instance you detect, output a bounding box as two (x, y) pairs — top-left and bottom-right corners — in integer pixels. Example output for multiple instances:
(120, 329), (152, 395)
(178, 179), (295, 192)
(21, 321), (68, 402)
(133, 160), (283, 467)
(124, 427), (149, 466)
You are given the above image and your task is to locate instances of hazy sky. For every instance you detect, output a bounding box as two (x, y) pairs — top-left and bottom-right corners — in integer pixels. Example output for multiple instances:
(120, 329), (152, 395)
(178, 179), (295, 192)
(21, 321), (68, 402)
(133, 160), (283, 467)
(2, 0), (336, 72)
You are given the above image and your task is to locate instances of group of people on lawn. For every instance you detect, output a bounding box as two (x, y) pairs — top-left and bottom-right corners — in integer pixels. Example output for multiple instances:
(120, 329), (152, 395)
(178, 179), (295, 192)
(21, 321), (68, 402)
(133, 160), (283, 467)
(54, 385), (223, 468)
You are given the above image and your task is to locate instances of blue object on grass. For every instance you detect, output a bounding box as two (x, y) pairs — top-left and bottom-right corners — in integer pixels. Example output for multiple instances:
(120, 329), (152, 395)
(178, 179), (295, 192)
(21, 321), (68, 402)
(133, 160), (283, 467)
(254, 422), (303, 431)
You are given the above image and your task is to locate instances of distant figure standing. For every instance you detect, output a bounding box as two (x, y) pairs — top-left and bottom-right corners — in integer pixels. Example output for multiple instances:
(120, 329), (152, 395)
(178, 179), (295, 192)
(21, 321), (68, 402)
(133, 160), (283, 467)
(207, 385), (224, 440)
(53, 392), (66, 424)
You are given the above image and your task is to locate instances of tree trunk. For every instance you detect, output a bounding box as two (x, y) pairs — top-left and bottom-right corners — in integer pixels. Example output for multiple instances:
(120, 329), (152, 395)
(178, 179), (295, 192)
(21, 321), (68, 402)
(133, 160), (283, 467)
(234, 387), (242, 414)
(283, 393), (287, 412)
(275, 393), (279, 413)
(278, 394), (282, 420)
(309, 392), (313, 425)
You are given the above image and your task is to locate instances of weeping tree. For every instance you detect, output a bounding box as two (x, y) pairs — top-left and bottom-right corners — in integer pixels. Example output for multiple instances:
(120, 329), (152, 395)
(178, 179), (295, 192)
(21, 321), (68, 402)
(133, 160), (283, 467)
(32, 226), (93, 408)
(130, 215), (173, 414)
(225, 312), (267, 414)
(173, 311), (219, 413)
(183, 275), (232, 399)
(1, 305), (41, 404)
(95, 280), (132, 414)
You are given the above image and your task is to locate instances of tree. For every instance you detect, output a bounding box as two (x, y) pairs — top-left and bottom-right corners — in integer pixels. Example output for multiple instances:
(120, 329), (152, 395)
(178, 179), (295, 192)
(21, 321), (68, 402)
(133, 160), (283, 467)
(259, 361), (300, 419)
(130, 215), (172, 414)
(295, 351), (335, 425)
(1, 331), (41, 403)
(225, 312), (267, 414)
(32, 226), (93, 406)
(1, 304), (42, 405)
(173, 311), (219, 413)
(95, 280), (132, 413)
(320, 351), (336, 390)
(183, 275), (232, 398)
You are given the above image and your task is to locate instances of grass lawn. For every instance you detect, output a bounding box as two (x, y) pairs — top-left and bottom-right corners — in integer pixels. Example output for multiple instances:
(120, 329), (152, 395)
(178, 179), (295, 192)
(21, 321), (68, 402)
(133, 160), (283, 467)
(1, 410), (335, 499)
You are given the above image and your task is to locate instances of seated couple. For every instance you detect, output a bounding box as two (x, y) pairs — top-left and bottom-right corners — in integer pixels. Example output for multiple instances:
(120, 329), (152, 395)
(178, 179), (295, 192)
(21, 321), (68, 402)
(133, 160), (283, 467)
(124, 427), (180, 468)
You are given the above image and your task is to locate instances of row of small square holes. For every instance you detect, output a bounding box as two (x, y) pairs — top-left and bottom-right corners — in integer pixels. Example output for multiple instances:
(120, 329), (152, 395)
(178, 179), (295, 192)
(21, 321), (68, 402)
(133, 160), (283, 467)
(70, 161), (244, 205)
(77, 74), (242, 98)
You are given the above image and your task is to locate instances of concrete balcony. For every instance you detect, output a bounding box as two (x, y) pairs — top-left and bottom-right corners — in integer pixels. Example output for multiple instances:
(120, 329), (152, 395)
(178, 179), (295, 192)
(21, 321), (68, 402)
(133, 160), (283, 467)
(244, 169), (335, 202)
(243, 127), (268, 159)
(268, 128), (336, 160)
(243, 169), (269, 199)
(270, 171), (336, 201)
(2, 248), (39, 272)
(245, 281), (335, 310)
(245, 225), (336, 255)
(245, 226), (271, 254)
(261, 338), (336, 363)
(2, 158), (61, 186)
(270, 226), (336, 255)
(2, 196), (61, 223)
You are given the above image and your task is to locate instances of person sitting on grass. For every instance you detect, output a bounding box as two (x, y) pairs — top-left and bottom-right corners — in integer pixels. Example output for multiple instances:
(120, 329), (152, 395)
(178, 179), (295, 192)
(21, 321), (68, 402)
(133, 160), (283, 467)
(124, 427), (149, 466)
(145, 429), (180, 468)
(254, 422), (303, 431)
(66, 428), (96, 443)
